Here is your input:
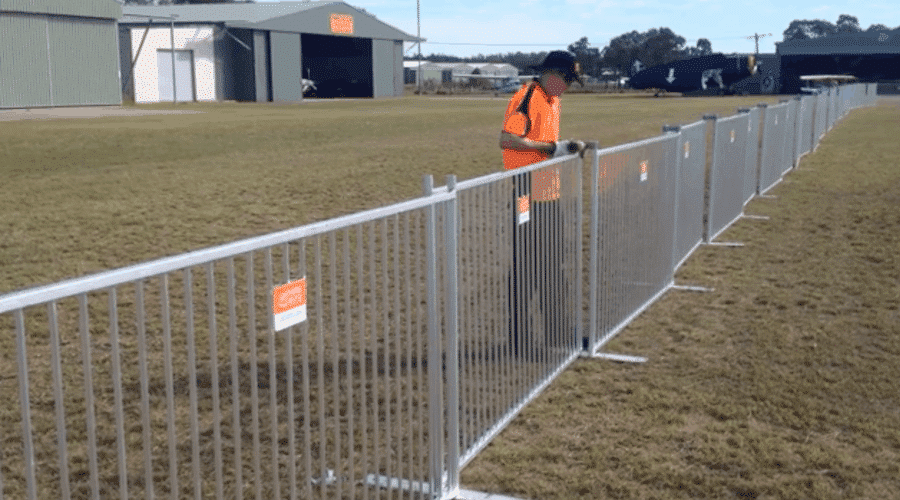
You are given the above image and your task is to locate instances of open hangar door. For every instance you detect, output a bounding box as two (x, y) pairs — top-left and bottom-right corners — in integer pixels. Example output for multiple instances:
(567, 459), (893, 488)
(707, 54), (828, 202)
(302, 33), (373, 98)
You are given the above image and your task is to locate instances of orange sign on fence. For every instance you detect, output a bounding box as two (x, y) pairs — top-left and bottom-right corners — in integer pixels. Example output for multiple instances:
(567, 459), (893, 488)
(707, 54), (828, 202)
(517, 194), (530, 225)
(273, 277), (307, 331)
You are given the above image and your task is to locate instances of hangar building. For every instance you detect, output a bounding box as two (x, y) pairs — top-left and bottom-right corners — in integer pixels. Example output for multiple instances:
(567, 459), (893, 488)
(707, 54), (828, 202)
(119, 1), (420, 102)
(0, 0), (122, 108)
(776, 28), (900, 93)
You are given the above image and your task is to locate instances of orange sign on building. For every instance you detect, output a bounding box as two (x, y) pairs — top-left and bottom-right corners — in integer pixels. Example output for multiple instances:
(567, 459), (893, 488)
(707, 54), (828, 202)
(330, 14), (354, 34)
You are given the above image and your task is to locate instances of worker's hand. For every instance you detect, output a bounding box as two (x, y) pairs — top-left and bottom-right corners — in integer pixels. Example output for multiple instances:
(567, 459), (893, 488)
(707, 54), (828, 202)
(552, 140), (587, 157)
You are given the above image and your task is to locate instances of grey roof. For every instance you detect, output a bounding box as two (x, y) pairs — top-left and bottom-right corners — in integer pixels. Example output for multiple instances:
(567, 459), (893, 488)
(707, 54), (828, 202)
(121, 1), (420, 41)
(777, 28), (900, 55)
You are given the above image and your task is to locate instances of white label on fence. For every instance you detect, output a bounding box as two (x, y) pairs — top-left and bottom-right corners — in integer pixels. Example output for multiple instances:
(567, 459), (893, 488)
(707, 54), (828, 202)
(684, 141), (690, 159)
(730, 129), (736, 143)
(640, 161), (648, 182)
(273, 277), (307, 331)
(749, 120), (753, 132)
(517, 194), (530, 225)
(775, 115), (779, 126)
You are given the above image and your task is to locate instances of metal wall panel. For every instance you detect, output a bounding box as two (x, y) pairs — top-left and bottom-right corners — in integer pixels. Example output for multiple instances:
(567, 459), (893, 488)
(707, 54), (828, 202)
(253, 30), (270, 102)
(393, 40), (403, 96)
(47, 17), (121, 106)
(269, 31), (302, 102)
(0, 14), (51, 108)
(371, 38), (394, 98)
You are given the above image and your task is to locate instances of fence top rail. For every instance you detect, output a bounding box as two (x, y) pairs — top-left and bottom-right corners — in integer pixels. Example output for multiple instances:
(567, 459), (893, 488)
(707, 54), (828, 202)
(715, 113), (751, 126)
(436, 152), (578, 193)
(594, 132), (678, 158)
(680, 119), (707, 132)
(0, 189), (455, 313)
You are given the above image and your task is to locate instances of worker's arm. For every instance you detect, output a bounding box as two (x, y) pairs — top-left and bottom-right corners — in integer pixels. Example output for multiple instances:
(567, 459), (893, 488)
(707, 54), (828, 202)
(499, 131), (555, 155)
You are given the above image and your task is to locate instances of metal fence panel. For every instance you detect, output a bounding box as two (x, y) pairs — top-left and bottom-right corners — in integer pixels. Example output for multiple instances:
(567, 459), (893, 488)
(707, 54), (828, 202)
(587, 134), (679, 351)
(707, 113), (751, 241)
(450, 155), (583, 470)
(672, 120), (707, 271)
(0, 192), (456, 500)
(797, 96), (815, 159)
(759, 103), (789, 195)
(743, 107), (762, 205)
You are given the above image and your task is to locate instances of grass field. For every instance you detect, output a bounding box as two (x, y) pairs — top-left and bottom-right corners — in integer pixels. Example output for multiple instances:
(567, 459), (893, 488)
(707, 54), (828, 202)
(1, 94), (897, 499)
(1, 94), (782, 296)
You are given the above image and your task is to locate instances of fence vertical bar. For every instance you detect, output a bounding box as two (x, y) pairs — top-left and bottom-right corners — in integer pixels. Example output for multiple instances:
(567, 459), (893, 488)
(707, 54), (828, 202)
(245, 252), (263, 500)
(226, 258), (243, 499)
(264, 248), (280, 500)
(183, 268), (202, 500)
(206, 263), (225, 500)
(444, 175), (460, 498)
(47, 302), (71, 500)
(13, 310), (37, 500)
(78, 294), (101, 500)
(282, 244), (298, 500)
(423, 175), (445, 498)
(160, 275), (179, 500)
(108, 288), (129, 500)
(703, 114), (718, 242)
(135, 281), (154, 499)
(588, 147), (600, 351)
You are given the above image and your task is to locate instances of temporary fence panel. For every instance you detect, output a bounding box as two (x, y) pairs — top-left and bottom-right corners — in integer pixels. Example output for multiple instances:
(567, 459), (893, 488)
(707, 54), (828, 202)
(796, 96), (815, 159)
(742, 107), (762, 205)
(782, 98), (799, 176)
(448, 154), (584, 472)
(758, 102), (789, 195)
(670, 120), (707, 271)
(814, 91), (828, 150)
(0, 190), (458, 500)
(706, 113), (751, 242)
(586, 134), (679, 352)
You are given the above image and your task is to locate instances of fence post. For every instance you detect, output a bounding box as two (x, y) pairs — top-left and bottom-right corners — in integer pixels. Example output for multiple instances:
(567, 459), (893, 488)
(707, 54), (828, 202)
(422, 175), (445, 499)
(587, 144), (600, 352)
(443, 174), (460, 499)
(662, 125), (682, 275)
(702, 114), (718, 243)
(754, 104), (768, 195)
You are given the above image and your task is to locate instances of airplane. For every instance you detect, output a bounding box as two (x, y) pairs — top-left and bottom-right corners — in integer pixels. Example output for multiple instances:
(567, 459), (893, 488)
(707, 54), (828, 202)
(628, 53), (759, 96)
(798, 74), (857, 94)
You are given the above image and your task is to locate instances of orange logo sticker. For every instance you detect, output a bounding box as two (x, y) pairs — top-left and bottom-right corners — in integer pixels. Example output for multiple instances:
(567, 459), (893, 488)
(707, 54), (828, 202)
(517, 194), (530, 225)
(273, 277), (307, 331)
(330, 14), (354, 34)
(730, 129), (736, 143)
(640, 160), (648, 182)
(684, 141), (690, 159)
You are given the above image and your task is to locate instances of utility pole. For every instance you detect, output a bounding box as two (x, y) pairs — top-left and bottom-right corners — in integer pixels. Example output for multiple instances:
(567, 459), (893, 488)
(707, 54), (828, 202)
(745, 33), (772, 55)
(417, 0), (422, 95)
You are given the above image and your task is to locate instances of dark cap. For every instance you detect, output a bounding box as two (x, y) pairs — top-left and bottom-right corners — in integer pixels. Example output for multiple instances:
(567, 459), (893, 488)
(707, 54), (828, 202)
(531, 51), (583, 86)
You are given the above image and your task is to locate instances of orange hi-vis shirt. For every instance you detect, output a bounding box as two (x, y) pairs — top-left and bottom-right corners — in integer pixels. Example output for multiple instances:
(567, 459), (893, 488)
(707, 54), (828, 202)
(501, 82), (561, 201)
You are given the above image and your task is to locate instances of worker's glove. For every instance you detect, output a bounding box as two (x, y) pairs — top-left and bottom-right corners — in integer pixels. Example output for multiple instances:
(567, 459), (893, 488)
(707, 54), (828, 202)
(551, 140), (587, 158)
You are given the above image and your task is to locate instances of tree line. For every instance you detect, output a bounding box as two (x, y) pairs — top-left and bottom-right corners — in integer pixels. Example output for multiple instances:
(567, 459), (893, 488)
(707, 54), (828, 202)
(408, 14), (897, 79)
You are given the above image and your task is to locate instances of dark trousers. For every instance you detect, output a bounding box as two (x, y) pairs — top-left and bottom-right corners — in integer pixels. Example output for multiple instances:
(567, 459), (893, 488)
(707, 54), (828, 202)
(508, 173), (568, 358)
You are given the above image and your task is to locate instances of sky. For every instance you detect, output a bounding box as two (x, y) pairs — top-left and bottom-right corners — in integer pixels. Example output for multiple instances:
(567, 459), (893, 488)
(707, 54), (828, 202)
(258, 0), (900, 59)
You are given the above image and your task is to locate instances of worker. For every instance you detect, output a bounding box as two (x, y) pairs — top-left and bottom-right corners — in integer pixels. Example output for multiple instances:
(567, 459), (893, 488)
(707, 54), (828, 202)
(498, 50), (586, 358)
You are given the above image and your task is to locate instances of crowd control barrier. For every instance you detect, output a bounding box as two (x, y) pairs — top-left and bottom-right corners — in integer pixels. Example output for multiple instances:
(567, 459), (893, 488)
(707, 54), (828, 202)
(0, 83), (879, 500)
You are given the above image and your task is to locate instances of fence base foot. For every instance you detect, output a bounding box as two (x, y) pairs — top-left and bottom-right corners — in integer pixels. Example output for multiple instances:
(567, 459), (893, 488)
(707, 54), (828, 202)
(758, 194), (778, 199)
(707, 241), (745, 247)
(593, 352), (648, 363)
(742, 214), (770, 220)
(672, 284), (715, 293)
